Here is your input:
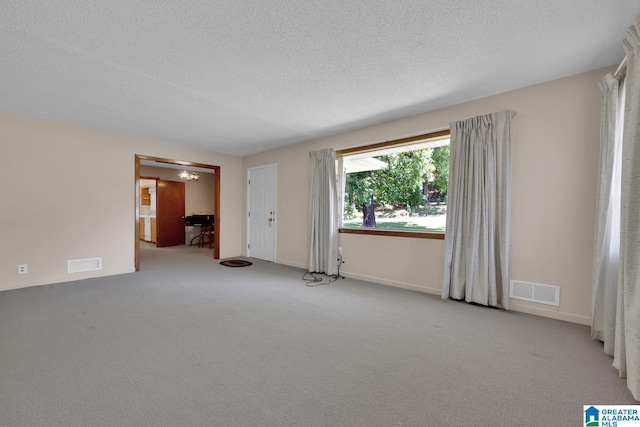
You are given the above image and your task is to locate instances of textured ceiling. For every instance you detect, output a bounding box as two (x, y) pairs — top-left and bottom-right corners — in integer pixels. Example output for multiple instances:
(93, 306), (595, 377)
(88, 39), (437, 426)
(2, 1), (639, 156)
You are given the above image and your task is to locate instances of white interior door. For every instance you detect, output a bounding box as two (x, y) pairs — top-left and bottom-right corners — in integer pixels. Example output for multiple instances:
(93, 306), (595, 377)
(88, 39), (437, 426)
(248, 164), (276, 262)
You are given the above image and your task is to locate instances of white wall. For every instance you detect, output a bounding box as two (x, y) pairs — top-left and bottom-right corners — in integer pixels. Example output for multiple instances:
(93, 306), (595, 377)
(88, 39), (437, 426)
(0, 112), (243, 291)
(243, 67), (611, 325)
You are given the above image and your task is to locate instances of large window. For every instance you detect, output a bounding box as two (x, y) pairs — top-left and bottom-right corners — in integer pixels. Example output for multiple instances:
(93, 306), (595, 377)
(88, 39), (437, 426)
(337, 131), (450, 237)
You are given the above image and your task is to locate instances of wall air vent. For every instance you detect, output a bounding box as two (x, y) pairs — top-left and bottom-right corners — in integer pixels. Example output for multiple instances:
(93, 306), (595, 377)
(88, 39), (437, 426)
(67, 258), (102, 274)
(509, 280), (559, 306)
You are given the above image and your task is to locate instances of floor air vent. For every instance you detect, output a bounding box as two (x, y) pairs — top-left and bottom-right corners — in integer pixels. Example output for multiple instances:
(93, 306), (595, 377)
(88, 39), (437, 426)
(509, 280), (559, 306)
(67, 258), (102, 273)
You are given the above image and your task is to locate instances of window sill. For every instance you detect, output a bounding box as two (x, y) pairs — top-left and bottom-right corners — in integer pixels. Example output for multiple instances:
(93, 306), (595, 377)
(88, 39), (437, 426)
(339, 228), (445, 240)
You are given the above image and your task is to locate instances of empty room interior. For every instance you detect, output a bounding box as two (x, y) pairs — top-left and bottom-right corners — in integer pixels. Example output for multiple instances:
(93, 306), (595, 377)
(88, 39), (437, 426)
(2, 2), (640, 426)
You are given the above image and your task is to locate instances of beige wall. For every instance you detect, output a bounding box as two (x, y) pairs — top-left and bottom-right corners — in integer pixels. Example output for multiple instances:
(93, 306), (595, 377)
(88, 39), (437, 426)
(0, 112), (243, 291)
(1, 67), (609, 324)
(243, 67), (611, 325)
(139, 165), (216, 215)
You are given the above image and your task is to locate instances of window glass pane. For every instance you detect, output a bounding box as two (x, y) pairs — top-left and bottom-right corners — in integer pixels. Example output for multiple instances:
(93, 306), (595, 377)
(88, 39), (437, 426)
(341, 140), (449, 232)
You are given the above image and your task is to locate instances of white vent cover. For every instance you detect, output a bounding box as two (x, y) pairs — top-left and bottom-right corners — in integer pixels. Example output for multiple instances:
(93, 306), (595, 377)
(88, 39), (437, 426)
(509, 280), (560, 306)
(67, 258), (102, 274)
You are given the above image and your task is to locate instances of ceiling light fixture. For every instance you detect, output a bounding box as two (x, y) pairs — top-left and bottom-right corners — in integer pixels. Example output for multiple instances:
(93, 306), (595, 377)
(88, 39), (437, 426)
(179, 170), (199, 181)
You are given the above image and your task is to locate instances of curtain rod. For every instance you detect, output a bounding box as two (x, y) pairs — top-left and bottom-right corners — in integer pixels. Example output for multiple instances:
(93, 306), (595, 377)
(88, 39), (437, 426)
(614, 55), (628, 79)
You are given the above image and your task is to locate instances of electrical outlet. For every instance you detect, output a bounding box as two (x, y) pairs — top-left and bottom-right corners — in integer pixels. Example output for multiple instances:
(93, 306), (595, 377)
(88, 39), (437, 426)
(18, 264), (27, 274)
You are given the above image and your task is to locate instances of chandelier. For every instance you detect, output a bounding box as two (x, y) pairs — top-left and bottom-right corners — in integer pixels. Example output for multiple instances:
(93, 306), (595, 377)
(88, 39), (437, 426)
(179, 170), (199, 181)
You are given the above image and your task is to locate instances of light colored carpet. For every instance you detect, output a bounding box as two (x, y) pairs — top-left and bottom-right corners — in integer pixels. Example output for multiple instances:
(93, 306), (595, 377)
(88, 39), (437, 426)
(0, 244), (634, 427)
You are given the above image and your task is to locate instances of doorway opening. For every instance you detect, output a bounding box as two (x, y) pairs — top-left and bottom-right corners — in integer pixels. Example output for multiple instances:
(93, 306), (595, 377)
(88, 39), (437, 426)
(135, 155), (220, 271)
(139, 176), (158, 246)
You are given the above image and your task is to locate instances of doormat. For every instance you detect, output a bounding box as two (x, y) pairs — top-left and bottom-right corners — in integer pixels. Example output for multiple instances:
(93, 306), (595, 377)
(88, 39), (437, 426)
(220, 260), (253, 267)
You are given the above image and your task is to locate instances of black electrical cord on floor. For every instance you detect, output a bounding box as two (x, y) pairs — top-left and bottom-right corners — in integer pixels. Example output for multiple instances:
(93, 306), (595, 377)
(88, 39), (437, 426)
(336, 254), (344, 279)
(303, 255), (344, 287)
(302, 271), (335, 287)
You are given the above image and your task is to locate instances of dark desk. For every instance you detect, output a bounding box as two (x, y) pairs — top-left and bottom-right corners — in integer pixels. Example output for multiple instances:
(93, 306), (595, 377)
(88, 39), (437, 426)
(183, 215), (215, 248)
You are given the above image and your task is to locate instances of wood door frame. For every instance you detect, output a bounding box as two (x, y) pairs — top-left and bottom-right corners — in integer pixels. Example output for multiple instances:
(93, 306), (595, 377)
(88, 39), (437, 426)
(135, 155), (221, 271)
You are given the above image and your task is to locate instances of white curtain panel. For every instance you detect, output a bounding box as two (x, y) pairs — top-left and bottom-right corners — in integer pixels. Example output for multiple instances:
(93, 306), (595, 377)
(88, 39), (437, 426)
(308, 148), (339, 275)
(614, 17), (640, 401)
(442, 110), (516, 309)
(591, 74), (624, 356)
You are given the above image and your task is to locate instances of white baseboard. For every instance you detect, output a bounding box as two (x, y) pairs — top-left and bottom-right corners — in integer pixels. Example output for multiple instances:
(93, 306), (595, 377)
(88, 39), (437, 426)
(3, 268), (137, 292)
(508, 301), (591, 325)
(272, 262), (591, 326)
(276, 259), (308, 270)
(341, 271), (441, 296)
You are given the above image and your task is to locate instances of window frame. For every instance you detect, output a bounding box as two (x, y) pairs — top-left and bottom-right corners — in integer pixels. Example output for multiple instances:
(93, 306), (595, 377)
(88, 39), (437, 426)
(336, 129), (450, 240)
